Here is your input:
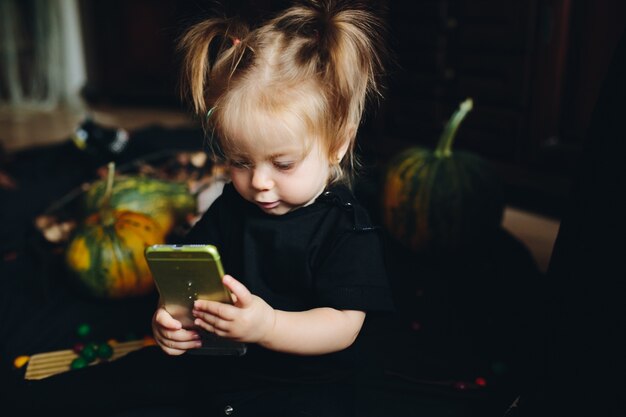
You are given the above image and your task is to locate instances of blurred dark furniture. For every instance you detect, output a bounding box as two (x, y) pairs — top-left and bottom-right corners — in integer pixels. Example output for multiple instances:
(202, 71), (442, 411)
(514, 24), (626, 417)
(380, 0), (626, 217)
(78, 0), (287, 107)
(79, 1), (626, 217)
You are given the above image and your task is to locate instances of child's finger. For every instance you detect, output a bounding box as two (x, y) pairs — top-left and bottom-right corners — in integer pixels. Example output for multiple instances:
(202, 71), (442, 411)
(194, 318), (216, 334)
(163, 328), (201, 342)
(222, 274), (253, 307)
(194, 319), (230, 339)
(158, 338), (202, 355)
(193, 311), (231, 331)
(193, 301), (237, 320)
(155, 308), (182, 330)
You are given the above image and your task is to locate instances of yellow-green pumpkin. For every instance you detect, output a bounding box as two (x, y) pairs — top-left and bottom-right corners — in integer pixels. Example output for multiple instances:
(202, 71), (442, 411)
(66, 163), (166, 298)
(83, 176), (195, 234)
(382, 99), (504, 252)
(66, 209), (165, 298)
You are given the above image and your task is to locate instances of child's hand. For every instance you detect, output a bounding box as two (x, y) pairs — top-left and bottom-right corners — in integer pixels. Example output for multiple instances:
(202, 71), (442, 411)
(152, 307), (202, 356)
(192, 275), (276, 344)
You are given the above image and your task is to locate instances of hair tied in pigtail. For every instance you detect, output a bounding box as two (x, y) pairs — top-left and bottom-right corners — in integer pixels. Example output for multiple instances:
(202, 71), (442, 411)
(206, 106), (216, 120)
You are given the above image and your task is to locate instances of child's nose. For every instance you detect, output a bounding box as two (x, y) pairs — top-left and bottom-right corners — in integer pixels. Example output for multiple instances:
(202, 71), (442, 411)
(251, 167), (274, 191)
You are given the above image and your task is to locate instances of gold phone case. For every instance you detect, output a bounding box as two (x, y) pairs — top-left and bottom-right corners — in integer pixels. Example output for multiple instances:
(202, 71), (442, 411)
(145, 244), (247, 355)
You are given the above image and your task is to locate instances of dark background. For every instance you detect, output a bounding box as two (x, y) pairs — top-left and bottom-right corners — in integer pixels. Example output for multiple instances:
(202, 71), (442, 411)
(1, 1), (625, 416)
(79, 0), (626, 218)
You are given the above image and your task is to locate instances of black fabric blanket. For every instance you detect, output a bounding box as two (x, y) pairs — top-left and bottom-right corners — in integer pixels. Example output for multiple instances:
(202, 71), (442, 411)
(0, 125), (543, 416)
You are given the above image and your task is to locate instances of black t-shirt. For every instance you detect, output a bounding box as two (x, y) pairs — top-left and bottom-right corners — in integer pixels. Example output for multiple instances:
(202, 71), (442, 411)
(183, 182), (393, 381)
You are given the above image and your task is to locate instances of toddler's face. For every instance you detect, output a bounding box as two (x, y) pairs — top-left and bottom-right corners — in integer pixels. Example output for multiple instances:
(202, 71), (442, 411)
(226, 134), (331, 216)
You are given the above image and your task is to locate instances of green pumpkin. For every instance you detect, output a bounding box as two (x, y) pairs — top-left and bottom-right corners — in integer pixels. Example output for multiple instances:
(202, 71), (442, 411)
(83, 176), (196, 234)
(67, 163), (167, 298)
(66, 209), (165, 298)
(382, 99), (504, 252)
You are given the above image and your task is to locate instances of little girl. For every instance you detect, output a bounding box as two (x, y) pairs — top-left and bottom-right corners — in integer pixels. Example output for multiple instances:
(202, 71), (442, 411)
(152, 0), (394, 415)
(11, 3), (393, 416)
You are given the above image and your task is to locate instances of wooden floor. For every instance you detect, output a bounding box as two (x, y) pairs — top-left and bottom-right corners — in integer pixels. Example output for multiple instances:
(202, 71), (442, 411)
(0, 103), (197, 152)
(0, 104), (560, 272)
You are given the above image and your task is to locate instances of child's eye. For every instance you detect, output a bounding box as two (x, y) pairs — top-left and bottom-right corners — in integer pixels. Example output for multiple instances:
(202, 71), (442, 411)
(273, 161), (295, 171)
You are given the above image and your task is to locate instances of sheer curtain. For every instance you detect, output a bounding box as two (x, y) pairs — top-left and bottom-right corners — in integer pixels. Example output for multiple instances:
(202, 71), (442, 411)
(0, 0), (86, 110)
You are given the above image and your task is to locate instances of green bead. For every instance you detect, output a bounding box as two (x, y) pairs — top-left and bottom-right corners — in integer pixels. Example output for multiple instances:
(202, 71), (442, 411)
(80, 345), (97, 363)
(84, 342), (99, 352)
(97, 343), (113, 359)
(77, 323), (91, 337)
(70, 357), (88, 369)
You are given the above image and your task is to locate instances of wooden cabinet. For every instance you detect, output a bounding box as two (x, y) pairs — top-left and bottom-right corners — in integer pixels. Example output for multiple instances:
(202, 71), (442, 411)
(79, 0), (182, 106)
(369, 0), (626, 216)
(379, 0), (536, 161)
(79, 0), (286, 107)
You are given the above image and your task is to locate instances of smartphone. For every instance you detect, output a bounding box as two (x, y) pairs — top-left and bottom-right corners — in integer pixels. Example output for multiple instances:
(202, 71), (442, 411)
(145, 244), (246, 356)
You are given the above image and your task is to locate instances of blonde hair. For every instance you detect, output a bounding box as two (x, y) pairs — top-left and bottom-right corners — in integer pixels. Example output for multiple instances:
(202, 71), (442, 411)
(179, 0), (386, 186)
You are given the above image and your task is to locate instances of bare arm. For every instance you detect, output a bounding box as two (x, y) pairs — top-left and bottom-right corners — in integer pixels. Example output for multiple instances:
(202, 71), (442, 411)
(260, 307), (365, 355)
(192, 275), (366, 355)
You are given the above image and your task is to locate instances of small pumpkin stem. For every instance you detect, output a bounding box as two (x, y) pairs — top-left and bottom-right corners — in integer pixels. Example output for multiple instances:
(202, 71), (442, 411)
(103, 162), (116, 206)
(101, 162), (116, 224)
(434, 98), (473, 158)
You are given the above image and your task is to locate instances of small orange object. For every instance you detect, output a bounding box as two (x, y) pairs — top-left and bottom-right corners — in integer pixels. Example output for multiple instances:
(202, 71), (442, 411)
(13, 355), (30, 369)
(142, 336), (157, 346)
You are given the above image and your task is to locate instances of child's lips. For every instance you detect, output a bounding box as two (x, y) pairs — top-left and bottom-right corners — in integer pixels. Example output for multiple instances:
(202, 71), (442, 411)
(257, 200), (279, 210)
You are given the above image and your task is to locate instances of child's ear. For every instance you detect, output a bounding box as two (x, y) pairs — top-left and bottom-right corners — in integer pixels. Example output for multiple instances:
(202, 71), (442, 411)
(336, 125), (356, 162)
